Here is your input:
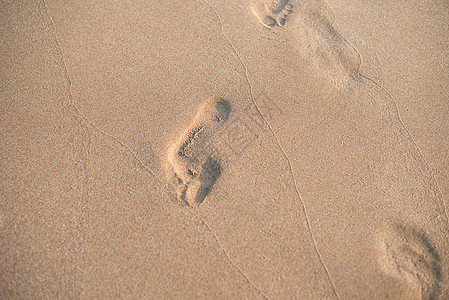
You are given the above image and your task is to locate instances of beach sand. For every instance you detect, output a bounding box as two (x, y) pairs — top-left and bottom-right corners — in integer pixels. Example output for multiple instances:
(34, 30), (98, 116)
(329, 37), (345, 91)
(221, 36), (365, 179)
(1, 0), (448, 298)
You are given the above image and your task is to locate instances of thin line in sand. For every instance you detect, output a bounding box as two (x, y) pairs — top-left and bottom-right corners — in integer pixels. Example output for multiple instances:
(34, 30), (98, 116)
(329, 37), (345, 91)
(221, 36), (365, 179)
(190, 209), (270, 299)
(320, 1), (448, 222)
(38, 0), (164, 187)
(360, 74), (449, 224)
(38, 0), (94, 294)
(201, 0), (341, 298)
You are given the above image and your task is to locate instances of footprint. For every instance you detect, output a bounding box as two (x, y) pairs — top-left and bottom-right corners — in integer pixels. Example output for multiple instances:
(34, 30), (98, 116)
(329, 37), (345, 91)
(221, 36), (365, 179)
(251, 0), (293, 28)
(302, 21), (361, 86)
(290, 1), (361, 86)
(378, 224), (442, 300)
(251, 0), (361, 86)
(167, 97), (230, 207)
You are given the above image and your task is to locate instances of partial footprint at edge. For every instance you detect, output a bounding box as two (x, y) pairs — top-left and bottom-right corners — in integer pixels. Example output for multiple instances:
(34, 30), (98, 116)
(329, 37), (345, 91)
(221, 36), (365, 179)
(251, 0), (294, 28)
(289, 0), (361, 87)
(251, 0), (361, 87)
(378, 224), (442, 300)
(167, 97), (230, 207)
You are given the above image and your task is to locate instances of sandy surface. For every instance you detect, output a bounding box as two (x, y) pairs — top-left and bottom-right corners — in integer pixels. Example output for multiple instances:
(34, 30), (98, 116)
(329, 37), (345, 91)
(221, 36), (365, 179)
(1, 0), (448, 299)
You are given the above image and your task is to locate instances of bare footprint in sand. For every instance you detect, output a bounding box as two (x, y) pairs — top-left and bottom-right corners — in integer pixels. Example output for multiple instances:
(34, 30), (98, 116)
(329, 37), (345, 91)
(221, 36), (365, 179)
(251, 0), (293, 28)
(167, 98), (230, 207)
(378, 224), (442, 300)
(252, 0), (360, 86)
(166, 92), (339, 298)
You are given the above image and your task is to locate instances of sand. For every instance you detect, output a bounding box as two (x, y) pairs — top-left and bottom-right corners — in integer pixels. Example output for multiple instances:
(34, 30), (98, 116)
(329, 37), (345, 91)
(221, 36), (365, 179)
(1, 0), (448, 299)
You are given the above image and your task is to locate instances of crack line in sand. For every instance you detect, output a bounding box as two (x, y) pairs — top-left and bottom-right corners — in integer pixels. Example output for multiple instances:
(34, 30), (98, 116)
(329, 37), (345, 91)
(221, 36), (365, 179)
(190, 209), (270, 299)
(38, 0), (164, 188)
(38, 0), (92, 148)
(37, 1), (94, 292)
(322, 0), (359, 60)
(360, 74), (449, 224)
(37, 2), (174, 290)
(323, 0), (336, 25)
(200, 0), (340, 298)
(320, 2), (446, 221)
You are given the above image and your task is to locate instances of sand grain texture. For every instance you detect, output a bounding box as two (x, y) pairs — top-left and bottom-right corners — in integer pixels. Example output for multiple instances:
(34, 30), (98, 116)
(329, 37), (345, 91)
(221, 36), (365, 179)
(1, 0), (448, 299)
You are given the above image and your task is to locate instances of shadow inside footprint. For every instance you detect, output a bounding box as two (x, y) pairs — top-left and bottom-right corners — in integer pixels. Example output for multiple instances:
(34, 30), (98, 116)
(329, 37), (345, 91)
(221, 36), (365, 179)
(215, 98), (231, 121)
(194, 156), (222, 205)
